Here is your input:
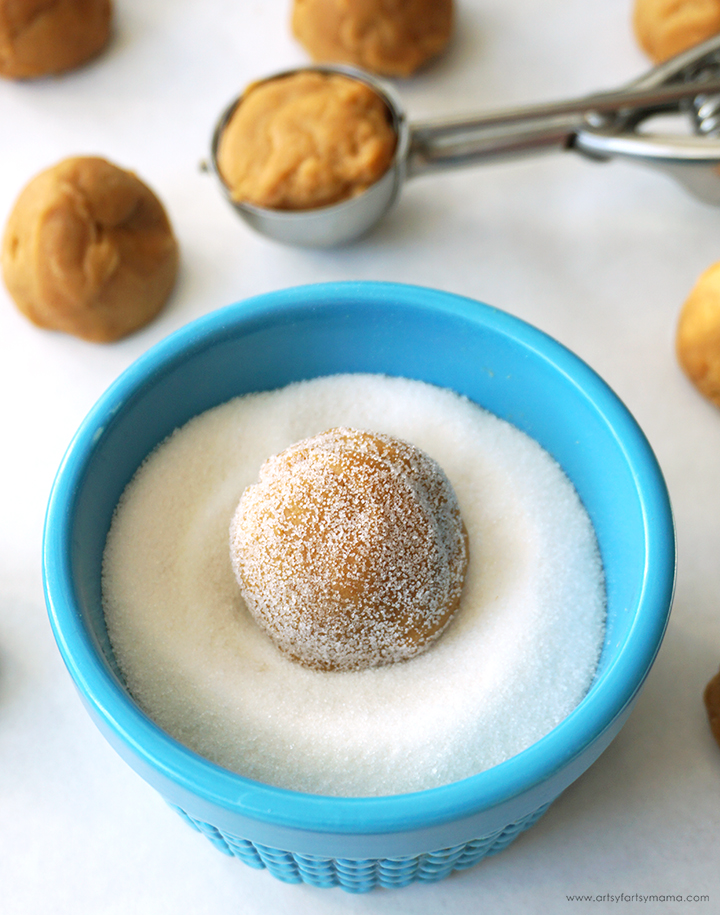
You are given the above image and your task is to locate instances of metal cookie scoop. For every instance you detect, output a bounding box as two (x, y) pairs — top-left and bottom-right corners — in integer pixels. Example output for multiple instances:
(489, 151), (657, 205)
(210, 35), (720, 248)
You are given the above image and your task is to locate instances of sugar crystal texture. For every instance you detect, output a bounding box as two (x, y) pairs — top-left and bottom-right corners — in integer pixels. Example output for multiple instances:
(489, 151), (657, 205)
(102, 374), (606, 797)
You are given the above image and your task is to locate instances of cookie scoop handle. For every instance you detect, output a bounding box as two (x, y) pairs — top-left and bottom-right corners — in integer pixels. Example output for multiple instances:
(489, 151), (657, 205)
(406, 78), (720, 176)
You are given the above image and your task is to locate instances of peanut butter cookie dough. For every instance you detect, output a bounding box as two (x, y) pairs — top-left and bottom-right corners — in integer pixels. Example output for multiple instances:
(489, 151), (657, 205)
(633, 0), (720, 63)
(291, 0), (453, 77)
(216, 71), (397, 211)
(676, 261), (720, 408)
(2, 157), (179, 343)
(230, 427), (469, 672)
(0, 0), (112, 79)
(704, 667), (720, 747)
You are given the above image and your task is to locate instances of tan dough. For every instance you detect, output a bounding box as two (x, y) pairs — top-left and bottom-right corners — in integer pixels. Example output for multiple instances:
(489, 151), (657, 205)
(291, 0), (453, 77)
(2, 157), (179, 343)
(676, 261), (720, 408)
(216, 71), (397, 211)
(633, 0), (720, 62)
(0, 0), (112, 79)
(230, 428), (469, 672)
(705, 667), (720, 747)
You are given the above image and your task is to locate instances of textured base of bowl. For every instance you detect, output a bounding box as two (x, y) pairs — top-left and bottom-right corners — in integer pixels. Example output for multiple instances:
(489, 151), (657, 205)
(169, 800), (551, 892)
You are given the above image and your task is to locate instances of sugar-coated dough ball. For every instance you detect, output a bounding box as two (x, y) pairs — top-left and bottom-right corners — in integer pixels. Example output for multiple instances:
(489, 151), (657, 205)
(633, 0), (720, 62)
(291, 0), (453, 77)
(676, 261), (720, 408)
(2, 157), (179, 342)
(0, 0), (112, 79)
(216, 71), (397, 211)
(230, 428), (469, 672)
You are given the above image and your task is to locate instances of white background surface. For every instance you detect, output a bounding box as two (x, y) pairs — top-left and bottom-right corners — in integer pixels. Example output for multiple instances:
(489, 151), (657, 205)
(1, 1), (719, 912)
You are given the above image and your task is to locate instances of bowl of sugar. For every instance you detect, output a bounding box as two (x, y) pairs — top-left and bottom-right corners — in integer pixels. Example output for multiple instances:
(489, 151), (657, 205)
(43, 281), (675, 892)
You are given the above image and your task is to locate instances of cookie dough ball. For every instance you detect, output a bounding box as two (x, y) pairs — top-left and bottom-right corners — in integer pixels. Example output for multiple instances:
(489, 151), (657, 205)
(676, 261), (720, 407)
(230, 428), (469, 672)
(705, 667), (720, 747)
(0, 0), (112, 79)
(633, 0), (720, 63)
(216, 71), (397, 211)
(2, 156), (179, 342)
(291, 0), (453, 77)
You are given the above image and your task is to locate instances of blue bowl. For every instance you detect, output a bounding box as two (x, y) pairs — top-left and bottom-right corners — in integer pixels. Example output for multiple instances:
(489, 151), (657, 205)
(43, 281), (675, 892)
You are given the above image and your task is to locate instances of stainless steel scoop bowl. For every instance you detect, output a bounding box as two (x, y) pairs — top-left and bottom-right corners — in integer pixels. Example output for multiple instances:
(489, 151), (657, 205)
(210, 36), (720, 248)
(210, 66), (410, 248)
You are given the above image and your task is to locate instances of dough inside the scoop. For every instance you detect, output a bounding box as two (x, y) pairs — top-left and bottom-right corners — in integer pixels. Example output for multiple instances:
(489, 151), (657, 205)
(216, 71), (397, 211)
(1, 156), (179, 343)
(229, 427), (469, 671)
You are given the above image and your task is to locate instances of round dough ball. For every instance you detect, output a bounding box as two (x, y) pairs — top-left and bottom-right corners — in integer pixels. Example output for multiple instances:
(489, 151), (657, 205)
(704, 666), (720, 747)
(633, 0), (720, 63)
(216, 71), (397, 211)
(2, 156), (179, 342)
(291, 0), (453, 77)
(0, 0), (112, 79)
(676, 261), (720, 407)
(230, 428), (469, 672)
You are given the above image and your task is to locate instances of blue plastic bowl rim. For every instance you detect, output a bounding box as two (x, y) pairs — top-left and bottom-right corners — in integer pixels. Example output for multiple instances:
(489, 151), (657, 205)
(43, 281), (676, 837)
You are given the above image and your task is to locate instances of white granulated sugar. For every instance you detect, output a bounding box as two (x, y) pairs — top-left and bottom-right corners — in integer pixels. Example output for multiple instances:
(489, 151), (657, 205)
(102, 374), (606, 797)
